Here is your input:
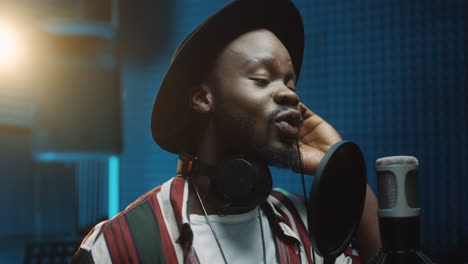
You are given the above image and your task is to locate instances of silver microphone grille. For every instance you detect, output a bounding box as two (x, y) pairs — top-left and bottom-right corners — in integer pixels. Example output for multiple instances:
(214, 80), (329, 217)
(379, 172), (398, 209)
(376, 155), (420, 217)
(376, 156), (419, 167)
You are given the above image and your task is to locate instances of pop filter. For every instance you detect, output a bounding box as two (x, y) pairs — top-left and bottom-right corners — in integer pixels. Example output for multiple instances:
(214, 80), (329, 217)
(307, 141), (367, 263)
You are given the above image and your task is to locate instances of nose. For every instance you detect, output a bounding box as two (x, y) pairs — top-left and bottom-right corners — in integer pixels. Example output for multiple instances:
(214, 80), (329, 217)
(273, 86), (299, 106)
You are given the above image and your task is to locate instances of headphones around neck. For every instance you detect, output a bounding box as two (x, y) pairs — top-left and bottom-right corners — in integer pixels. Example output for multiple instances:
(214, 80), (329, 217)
(178, 153), (272, 209)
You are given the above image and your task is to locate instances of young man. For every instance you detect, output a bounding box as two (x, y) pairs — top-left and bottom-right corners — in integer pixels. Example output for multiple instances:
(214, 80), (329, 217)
(72, 0), (380, 263)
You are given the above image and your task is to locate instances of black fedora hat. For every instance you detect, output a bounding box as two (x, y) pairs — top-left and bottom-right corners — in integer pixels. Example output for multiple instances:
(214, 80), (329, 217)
(151, 0), (304, 154)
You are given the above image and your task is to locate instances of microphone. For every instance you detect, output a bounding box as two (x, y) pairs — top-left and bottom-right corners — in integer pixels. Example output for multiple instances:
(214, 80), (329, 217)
(376, 156), (420, 251)
(369, 156), (434, 264)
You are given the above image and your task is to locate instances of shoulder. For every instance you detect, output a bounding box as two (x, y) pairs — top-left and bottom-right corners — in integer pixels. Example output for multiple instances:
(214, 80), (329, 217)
(267, 188), (308, 228)
(100, 183), (164, 243)
(72, 184), (165, 263)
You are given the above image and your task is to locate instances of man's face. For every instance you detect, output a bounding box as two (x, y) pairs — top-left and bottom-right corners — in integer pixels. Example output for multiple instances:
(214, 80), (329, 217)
(207, 29), (300, 167)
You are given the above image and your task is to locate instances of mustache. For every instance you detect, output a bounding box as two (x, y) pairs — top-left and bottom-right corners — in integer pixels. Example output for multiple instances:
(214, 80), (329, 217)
(268, 106), (298, 123)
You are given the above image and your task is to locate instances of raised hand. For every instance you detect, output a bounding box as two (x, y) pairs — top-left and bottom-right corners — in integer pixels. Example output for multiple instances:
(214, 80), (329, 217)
(295, 103), (342, 175)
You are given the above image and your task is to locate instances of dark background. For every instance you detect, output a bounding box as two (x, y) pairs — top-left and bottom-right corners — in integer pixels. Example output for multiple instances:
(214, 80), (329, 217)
(0, 0), (466, 263)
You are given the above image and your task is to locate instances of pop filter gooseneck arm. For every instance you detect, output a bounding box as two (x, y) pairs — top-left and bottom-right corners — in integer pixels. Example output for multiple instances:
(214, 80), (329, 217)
(307, 141), (367, 264)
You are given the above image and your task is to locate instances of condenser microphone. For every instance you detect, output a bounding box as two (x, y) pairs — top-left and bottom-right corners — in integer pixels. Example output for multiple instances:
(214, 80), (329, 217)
(376, 156), (420, 250)
(369, 156), (433, 264)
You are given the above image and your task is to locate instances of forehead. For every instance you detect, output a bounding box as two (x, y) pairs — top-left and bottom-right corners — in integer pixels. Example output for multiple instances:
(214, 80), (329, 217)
(215, 29), (294, 72)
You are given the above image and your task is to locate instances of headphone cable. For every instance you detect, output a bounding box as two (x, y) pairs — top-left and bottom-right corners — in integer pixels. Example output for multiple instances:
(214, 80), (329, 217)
(296, 139), (308, 205)
(191, 179), (229, 264)
(296, 139), (316, 264)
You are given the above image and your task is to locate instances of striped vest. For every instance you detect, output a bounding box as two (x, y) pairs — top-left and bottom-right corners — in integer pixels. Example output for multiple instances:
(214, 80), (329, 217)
(72, 176), (360, 263)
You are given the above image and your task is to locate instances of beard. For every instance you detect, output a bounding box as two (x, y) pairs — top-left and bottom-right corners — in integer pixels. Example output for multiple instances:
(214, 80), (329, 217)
(253, 139), (298, 168)
(213, 105), (299, 168)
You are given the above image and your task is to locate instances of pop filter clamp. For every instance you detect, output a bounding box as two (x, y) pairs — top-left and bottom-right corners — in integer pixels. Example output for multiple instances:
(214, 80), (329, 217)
(307, 141), (367, 264)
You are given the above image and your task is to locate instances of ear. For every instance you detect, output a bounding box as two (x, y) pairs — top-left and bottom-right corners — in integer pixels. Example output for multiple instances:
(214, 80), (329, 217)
(190, 84), (214, 113)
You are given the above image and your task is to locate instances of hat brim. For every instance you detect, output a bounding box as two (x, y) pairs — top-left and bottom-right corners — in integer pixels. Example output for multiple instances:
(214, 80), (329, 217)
(151, 0), (304, 154)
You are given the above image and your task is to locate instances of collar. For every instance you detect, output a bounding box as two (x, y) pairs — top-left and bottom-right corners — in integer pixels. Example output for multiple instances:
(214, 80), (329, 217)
(156, 174), (302, 250)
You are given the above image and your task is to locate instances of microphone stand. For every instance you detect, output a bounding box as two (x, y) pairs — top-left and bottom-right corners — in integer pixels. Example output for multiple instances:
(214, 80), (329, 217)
(369, 216), (434, 264)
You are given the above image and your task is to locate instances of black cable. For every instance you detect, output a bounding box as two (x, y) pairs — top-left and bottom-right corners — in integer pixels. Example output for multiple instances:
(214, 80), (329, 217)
(257, 207), (267, 264)
(296, 139), (316, 264)
(296, 139), (308, 205)
(191, 178), (229, 264)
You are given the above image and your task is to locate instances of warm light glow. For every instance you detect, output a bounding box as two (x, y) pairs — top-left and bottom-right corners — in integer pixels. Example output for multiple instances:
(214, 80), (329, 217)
(0, 23), (20, 68)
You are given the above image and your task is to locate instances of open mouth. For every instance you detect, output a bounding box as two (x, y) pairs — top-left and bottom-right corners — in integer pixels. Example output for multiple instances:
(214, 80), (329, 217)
(274, 109), (301, 138)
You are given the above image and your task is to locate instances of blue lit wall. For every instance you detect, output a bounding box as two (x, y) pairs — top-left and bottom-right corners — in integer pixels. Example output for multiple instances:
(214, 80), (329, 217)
(118, 0), (467, 261)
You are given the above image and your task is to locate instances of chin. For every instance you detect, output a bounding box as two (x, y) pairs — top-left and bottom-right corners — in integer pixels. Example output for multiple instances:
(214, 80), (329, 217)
(272, 136), (297, 150)
(253, 139), (298, 168)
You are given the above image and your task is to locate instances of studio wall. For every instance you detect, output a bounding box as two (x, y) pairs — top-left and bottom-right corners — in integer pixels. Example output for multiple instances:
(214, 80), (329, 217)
(118, 0), (467, 261)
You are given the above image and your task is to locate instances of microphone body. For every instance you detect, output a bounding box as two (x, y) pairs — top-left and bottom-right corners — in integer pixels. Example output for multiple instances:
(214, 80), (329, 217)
(370, 156), (433, 264)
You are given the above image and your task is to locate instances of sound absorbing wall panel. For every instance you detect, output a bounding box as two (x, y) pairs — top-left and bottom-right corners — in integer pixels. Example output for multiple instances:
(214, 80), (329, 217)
(279, 0), (466, 261)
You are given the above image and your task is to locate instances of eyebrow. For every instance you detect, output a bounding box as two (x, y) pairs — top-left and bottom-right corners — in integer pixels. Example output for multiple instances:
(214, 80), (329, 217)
(244, 56), (296, 77)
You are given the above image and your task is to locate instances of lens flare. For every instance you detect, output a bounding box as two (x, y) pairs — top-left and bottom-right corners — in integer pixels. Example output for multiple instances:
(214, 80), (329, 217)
(0, 24), (19, 68)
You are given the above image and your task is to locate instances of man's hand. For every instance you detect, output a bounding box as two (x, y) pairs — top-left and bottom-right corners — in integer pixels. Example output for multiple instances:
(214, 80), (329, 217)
(294, 102), (342, 175)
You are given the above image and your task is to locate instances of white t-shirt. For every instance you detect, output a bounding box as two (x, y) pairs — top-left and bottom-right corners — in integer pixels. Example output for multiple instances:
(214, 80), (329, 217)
(190, 208), (277, 264)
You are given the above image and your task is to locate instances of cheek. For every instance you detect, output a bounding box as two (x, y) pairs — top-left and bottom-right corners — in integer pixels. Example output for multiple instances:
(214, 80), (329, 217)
(249, 101), (277, 141)
(219, 80), (263, 112)
(217, 79), (275, 134)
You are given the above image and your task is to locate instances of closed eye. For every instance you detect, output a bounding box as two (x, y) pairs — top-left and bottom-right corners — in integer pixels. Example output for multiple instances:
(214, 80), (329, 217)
(287, 82), (297, 92)
(249, 77), (270, 86)
(285, 75), (296, 92)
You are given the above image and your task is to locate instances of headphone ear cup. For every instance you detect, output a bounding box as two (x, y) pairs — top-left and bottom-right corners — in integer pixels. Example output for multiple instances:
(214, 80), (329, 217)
(252, 160), (273, 205)
(214, 156), (272, 208)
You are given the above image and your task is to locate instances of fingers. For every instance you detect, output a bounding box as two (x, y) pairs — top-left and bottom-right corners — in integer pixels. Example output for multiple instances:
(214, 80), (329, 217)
(298, 102), (314, 119)
(299, 102), (331, 128)
(297, 102), (342, 144)
(299, 102), (326, 124)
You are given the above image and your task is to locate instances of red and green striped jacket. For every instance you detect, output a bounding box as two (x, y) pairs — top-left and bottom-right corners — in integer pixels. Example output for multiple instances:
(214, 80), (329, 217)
(72, 175), (360, 263)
